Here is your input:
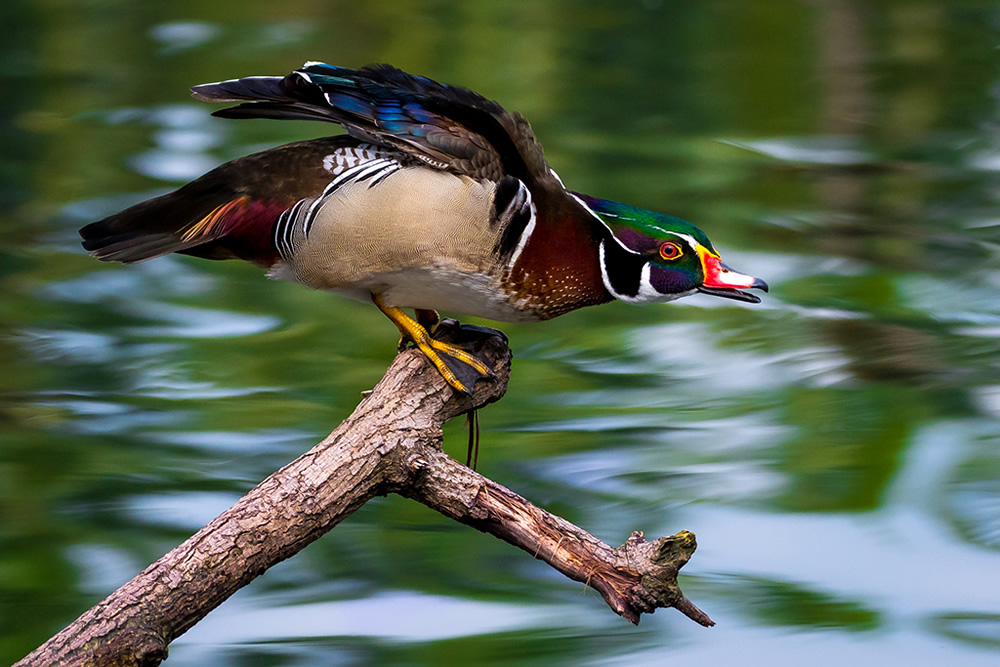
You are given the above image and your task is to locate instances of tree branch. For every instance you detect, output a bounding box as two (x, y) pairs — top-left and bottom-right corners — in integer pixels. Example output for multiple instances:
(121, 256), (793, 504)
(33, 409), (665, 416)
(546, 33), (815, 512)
(17, 323), (712, 667)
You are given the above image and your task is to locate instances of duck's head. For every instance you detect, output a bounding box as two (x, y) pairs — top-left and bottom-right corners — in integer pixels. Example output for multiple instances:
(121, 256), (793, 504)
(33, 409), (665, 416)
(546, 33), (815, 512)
(576, 194), (768, 305)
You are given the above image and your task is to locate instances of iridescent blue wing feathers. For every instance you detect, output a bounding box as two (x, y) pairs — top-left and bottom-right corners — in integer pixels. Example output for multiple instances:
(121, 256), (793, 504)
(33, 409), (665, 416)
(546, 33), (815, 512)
(192, 63), (552, 183)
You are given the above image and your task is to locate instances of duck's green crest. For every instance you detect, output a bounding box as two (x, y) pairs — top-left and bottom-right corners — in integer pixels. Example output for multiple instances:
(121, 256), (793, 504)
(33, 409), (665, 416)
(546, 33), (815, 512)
(574, 193), (717, 254)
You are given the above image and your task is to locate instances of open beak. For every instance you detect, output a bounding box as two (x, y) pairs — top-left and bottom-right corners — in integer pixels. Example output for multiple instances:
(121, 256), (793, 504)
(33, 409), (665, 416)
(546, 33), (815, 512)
(697, 250), (768, 304)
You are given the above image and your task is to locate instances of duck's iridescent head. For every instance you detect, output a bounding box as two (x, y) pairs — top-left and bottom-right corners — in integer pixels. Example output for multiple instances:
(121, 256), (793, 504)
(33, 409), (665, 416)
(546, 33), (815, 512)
(576, 194), (768, 305)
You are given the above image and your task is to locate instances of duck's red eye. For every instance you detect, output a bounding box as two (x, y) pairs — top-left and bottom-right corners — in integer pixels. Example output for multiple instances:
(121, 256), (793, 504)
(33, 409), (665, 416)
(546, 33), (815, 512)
(659, 242), (683, 261)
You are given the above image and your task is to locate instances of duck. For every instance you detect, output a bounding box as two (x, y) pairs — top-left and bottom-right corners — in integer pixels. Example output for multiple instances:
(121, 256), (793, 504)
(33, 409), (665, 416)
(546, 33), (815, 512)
(80, 62), (767, 394)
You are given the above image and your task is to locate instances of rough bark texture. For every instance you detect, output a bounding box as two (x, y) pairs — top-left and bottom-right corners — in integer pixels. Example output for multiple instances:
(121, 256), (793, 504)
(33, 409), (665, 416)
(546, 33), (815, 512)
(17, 324), (712, 667)
(401, 449), (713, 626)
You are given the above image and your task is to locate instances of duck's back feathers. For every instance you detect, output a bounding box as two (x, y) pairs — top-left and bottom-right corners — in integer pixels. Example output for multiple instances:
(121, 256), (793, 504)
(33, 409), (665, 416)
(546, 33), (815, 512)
(79, 137), (358, 266)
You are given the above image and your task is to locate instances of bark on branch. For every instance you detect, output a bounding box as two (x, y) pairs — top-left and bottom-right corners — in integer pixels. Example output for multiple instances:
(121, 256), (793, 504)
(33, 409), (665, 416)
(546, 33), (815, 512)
(17, 323), (712, 667)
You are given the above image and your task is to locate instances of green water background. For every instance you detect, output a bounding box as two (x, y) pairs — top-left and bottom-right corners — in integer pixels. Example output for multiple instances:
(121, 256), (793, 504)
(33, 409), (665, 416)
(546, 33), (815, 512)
(3, 0), (999, 664)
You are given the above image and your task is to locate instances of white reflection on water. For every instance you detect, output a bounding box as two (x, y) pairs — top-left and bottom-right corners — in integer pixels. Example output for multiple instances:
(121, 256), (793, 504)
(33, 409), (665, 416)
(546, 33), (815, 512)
(67, 544), (142, 595)
(150, 21), (220, 52)
(722, 136), (874, 165)
(98, 104), (227, 182)
(900, 275), (1000, 326)
(685, 503), (1000, 619)
(129, 149), (220, 183)
(30, 396), (180, 434)
(630, 618), (1000, 667)
(953, 482), (1000, 549)
(970, 151), (1000, 172)
(954, 324), (1000, 338)
(19, 328), (123, 364)
(19, 328), (181, 369)
(123, 491), (242, 529)
(674, 422), (999, 618)
(42, 257), (217, 302)
(634, 322), (852, 393)
(127, 366), (278, 400)
(121, 301), (281, 339)
(973, 386), (1000, 417)
(533, 445), (784, 504)
(174, 590), (597, 647)
(146, 429), (310, 455)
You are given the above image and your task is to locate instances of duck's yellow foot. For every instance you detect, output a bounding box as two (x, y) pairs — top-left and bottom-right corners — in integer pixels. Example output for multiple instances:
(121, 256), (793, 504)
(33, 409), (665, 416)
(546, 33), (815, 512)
(373, 295), (494, 394)
(394, 309), (442, 352)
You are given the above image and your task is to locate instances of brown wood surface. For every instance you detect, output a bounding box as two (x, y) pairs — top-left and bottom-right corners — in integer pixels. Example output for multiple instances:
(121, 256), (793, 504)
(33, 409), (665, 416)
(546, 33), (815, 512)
(17, 325), (711, 667)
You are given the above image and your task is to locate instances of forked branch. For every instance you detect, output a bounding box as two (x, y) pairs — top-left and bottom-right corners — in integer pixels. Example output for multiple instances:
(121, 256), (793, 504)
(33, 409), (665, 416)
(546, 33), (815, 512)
(17, 323), (711, 667)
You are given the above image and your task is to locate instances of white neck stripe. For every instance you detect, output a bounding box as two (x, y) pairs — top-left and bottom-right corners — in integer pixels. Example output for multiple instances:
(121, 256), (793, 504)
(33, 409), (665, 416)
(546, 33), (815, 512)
(568, 193), (642, 257)
(507, 201), (537, 269)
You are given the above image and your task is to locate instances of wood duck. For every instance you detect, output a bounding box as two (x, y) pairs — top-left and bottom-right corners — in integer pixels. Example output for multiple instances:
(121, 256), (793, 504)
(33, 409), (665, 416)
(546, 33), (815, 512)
(80, 63), (768, 393)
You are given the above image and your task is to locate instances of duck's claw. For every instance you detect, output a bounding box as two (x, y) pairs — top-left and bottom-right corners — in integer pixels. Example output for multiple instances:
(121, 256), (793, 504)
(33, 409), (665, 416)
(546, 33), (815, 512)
(373, 296), (498, 394)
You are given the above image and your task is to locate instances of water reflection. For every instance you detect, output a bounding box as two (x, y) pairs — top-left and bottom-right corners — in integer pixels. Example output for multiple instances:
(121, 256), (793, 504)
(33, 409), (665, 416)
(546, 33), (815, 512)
(119, 302), (281, 339)
(149, 22), (221, 54)
(725, 136), (875, 166)
(4, 0), (1000, 665)
(180, 591), (590, 644)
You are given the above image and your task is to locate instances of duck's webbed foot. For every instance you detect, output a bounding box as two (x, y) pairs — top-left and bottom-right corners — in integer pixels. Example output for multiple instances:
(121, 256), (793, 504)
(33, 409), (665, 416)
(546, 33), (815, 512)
(373, 295), (503, 395)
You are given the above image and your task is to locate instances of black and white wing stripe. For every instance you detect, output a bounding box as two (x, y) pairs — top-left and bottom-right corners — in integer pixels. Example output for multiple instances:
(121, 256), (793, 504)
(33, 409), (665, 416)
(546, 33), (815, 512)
(274, 197), (311, 259)
(273, 146), (402, 259)
(492, 176), (536, 268)
(302, 157), (400, 236)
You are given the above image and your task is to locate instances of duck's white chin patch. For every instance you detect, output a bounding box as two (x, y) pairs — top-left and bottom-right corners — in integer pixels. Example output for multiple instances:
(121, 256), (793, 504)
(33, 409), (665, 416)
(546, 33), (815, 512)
(630, 263), (666, 304)
(599, 242), (677, 305)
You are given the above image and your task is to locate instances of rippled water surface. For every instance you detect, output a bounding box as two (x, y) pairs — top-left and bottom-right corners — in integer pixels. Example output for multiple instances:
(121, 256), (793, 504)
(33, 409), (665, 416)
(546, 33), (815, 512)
(3, 1), (1000, 665)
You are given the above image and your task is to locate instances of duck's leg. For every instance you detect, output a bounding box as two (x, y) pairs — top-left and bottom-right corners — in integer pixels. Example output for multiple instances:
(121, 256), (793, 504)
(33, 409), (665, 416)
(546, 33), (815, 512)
(372, 294), (494, 394)
(388, 310), (440, 352)
(465, 408), (480, 470)
(414, 308), (441, 331)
